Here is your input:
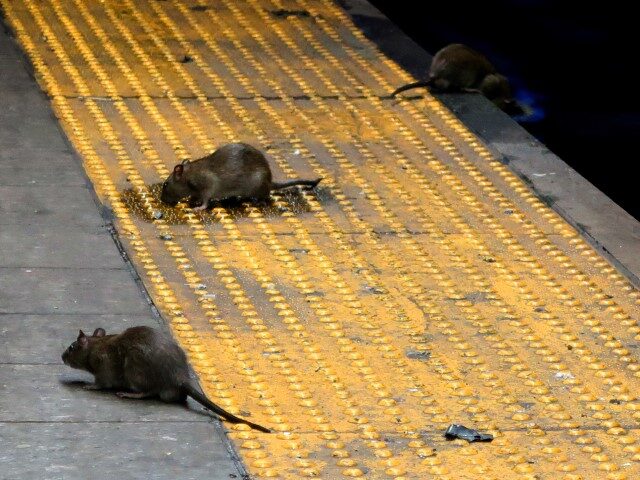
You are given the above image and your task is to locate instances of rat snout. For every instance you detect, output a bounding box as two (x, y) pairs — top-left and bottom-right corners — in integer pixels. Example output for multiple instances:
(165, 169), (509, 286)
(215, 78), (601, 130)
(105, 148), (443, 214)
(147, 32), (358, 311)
(61, 349), (69, 365)
(159, 186), (178, 207)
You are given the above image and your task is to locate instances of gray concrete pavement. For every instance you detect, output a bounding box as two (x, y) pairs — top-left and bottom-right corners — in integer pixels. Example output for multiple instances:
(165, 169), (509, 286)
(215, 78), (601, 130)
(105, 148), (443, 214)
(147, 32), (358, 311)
(0, 22), (244, 480)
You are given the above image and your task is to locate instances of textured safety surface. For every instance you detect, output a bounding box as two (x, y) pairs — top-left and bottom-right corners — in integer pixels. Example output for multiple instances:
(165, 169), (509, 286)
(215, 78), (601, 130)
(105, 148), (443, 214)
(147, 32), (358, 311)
(2, 0), (640, 478)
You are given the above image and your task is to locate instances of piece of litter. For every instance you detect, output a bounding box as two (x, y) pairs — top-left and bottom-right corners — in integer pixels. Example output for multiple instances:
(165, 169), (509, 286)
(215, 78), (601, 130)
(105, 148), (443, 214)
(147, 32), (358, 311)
(554, 372), (574, 380)
(363, 285), (385, 294)
(444, 424), (493, 442)
(532, 173), (547, 177)
(159, 233), (173, 241)
(293, 149), (300, 155)
(153, 211), (164, 220)
(405, 349), (430, 360)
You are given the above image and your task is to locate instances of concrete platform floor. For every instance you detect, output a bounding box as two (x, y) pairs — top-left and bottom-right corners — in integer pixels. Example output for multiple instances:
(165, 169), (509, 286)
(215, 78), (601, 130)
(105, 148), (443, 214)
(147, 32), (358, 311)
(0, 25), (244, 480)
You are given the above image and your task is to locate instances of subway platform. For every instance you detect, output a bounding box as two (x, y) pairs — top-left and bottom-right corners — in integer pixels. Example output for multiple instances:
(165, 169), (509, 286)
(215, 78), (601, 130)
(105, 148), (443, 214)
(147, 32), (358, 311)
(1, 0), (639, 478)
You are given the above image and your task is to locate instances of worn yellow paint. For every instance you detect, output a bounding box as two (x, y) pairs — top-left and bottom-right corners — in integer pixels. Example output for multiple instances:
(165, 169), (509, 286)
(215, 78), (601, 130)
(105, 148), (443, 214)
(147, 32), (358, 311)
(3, 0), (640, 477)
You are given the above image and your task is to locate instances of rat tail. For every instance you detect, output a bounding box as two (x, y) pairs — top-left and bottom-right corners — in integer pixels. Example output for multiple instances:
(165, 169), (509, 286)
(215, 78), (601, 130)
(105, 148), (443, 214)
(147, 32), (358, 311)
(182, 382), (270, 433)
(270, 178), (322, 191)
(390, 79), (432, 97)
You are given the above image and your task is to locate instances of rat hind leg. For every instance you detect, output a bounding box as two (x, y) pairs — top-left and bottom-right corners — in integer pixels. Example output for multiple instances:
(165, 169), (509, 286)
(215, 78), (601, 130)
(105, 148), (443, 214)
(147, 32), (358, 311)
(250, 183), (271, 203)
(122, 356), (164, 395)
(159, 388), (186, 403)
(430, 77), (451, 91)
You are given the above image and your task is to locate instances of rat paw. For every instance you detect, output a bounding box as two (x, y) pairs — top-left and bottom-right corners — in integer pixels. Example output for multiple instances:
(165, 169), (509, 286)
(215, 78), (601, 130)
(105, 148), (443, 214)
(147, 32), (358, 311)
(116, 391), (148, 399)
(192, 203), (208, 211)
(83, 384), (102, 391)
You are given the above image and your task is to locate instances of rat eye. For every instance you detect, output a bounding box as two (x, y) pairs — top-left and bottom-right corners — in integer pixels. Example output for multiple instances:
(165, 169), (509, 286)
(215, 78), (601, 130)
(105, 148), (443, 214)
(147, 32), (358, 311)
(69, 344), (76, 351)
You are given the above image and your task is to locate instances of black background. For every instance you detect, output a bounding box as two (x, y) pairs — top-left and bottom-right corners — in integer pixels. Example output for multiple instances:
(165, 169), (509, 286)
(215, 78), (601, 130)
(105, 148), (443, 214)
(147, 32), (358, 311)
(367, 1), (639, 220)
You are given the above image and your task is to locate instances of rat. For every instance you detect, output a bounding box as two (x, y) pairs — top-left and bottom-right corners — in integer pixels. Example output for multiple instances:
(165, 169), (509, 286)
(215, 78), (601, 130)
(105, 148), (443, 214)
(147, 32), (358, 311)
(160, 142), (322, 210)
(390, 43), (523, 114)
(62, 326), (270, 433)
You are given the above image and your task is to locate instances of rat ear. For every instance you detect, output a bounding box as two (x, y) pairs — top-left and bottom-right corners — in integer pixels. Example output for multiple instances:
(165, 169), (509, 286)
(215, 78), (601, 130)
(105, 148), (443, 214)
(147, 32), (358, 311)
(173, 164), (184, 179)
(93, 328), (106, 337)
(181, 159), (189, 165)
(77, 330), (89, 347)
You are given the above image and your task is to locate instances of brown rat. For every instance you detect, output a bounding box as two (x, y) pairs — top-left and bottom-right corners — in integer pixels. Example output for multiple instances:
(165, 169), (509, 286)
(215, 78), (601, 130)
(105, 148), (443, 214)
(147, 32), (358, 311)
(62, 326), (270, 433)
(390, 43), (522, 114)
(160, 142), (322, 210)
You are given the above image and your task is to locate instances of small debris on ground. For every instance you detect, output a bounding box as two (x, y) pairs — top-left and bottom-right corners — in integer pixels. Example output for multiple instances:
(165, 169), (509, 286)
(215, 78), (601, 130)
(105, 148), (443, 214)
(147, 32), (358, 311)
(363, 285), (385, 294)
(444, 424), (493, 443)
(179, 55), (193, 63)
(464, 291), (489, 303)
(269, 9), (310, 18)
(405, 349), (430, 360)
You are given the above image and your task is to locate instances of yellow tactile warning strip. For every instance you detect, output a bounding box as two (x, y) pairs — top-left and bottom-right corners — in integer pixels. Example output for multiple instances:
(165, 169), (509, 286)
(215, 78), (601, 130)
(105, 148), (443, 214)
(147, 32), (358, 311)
(3, 0), (640, 477)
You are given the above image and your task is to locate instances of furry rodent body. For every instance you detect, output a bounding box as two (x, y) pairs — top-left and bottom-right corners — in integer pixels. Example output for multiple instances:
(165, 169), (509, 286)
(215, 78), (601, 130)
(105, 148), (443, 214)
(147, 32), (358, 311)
(62, 326), (269, 433)
(391, 44), (522, 114)
(160, 142), (321, 210)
